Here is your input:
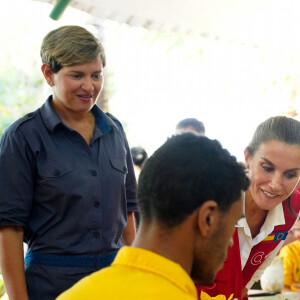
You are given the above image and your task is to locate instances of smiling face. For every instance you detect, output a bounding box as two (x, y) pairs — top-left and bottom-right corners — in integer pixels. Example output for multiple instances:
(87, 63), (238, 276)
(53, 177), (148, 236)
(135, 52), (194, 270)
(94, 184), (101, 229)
(245, 140), (300, 211)
(48, 56), (104, 116)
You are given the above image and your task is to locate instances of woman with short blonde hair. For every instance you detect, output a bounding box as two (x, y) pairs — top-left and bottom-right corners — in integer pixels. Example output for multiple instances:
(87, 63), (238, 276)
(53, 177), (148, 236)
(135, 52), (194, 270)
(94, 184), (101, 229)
(0, 25), (137, 300)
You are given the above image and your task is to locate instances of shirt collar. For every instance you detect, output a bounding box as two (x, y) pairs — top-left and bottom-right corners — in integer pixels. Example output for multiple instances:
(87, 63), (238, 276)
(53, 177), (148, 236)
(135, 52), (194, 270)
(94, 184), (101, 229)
(267, 202), (285, 226)
(40, 96), (62, 132)
(92, 105), (118, 134)
(237, 193), (285, 238)
(40, 96), (118, 134)
(113, 246), (197, 298)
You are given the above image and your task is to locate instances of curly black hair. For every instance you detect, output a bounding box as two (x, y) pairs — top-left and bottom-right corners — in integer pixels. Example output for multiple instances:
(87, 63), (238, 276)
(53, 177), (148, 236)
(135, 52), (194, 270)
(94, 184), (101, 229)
(138, 133), (249, 228)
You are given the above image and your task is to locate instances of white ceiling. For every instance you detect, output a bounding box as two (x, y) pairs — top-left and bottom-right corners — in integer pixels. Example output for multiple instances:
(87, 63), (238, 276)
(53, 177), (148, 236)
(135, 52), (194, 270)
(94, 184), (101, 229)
(37, 0), (300, 52)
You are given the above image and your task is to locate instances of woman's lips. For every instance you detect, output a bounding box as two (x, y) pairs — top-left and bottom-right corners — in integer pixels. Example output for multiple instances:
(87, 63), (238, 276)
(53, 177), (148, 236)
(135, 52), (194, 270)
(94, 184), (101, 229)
(77, 95), (93, 102)
(261, 189), (279, 198)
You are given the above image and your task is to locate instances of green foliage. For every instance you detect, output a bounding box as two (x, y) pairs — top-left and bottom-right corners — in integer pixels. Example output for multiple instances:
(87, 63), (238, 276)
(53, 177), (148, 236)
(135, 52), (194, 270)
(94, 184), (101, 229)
(0, 68), (45, 137)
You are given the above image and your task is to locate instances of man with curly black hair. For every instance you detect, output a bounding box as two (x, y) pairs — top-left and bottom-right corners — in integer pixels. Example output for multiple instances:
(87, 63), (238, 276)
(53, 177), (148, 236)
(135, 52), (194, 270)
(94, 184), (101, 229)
(58, 134), (249, 300)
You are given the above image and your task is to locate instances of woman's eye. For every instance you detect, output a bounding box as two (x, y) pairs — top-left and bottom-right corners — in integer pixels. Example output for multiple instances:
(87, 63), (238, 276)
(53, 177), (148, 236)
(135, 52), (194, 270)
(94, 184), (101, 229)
(286, 172), (297, 179)
(71, 75), (82, 79)
(262, 165), (273, 172)
(93, 74), (103, 79)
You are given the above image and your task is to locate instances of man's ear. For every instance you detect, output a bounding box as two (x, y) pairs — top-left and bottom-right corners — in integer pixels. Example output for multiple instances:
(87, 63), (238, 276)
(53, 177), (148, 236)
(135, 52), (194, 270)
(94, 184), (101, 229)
(41, 63), (54, 86)
(197, 200), (219, 238)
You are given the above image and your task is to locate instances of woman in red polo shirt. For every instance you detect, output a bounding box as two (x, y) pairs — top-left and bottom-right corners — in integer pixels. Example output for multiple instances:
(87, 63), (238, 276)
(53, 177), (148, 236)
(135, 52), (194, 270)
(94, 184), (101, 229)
(198, 116), (300, 300)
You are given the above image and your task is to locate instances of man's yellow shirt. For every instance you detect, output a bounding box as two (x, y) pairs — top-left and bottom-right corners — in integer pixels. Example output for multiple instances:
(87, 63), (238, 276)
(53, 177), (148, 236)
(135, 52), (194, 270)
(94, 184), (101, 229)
(57, 246), (197, 299)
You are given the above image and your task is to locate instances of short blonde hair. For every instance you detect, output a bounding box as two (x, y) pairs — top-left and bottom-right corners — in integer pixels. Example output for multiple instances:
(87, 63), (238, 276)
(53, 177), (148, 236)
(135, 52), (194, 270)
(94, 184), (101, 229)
(40, 25), (106, 73)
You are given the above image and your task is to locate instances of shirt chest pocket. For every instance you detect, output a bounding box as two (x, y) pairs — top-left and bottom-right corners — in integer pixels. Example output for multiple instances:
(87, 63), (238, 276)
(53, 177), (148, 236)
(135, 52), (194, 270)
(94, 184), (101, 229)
(109, 158), (128, 174)
(37, 160), (74, 180)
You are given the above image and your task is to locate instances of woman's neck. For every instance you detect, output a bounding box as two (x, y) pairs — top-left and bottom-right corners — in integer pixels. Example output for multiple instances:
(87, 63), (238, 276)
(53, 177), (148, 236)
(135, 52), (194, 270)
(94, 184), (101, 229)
(245, 190), (268, 239)
(52, 103), (88, 123)
(50, 100), (95, 145)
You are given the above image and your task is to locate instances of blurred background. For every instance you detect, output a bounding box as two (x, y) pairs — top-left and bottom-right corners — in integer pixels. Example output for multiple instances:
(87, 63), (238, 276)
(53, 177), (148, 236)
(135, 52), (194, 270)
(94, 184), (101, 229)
(1, 0), (300, 162)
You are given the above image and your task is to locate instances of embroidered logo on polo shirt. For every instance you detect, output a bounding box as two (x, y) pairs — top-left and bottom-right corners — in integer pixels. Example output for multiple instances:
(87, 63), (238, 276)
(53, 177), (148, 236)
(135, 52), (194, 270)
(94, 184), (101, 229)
(263, 231), (288, 242)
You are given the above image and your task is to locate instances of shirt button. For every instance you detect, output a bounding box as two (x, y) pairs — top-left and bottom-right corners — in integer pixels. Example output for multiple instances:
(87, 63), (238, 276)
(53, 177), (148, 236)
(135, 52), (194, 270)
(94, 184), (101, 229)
(92, 258), (98, 264)
(27, 113), (34, 118)
(91, 170), (97, 176)
(123, 167), (127, 172)
(94, 201), (100, 207)
(53, 170), (61, 176)
(93, 231), (100, 238)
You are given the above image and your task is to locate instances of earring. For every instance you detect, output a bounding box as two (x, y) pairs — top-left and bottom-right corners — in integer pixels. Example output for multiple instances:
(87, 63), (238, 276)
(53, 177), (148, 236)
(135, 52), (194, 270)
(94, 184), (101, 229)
(47, 81), (53, 87)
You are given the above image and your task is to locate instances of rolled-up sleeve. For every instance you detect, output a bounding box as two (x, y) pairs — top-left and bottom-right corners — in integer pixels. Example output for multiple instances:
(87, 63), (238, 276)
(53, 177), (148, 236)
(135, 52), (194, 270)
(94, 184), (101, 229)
(0, 129), (35, 227)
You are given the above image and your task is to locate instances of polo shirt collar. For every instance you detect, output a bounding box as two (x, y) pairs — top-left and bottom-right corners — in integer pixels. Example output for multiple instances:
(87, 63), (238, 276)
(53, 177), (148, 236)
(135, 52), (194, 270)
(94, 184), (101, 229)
(267, 201), (285, 226)
(113, 246), (197, 298)
(237, 193), (285, 241)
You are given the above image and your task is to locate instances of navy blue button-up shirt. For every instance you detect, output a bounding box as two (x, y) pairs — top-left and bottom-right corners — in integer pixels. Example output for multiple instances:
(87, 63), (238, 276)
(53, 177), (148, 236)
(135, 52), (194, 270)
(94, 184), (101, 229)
(0, 96), (137, 255)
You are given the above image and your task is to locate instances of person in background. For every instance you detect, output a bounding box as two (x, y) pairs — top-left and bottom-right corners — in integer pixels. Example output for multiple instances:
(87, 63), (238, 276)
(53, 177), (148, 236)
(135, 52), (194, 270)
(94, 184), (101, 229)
(57, 134), (249, 300)
(175, 118), (205, 136)
(0, 25), (137, 300)
(130, 146), (148, 181)
(279, 219), (300, 295)
(198, 116), (300, 300)
(130, 146), (148, 228)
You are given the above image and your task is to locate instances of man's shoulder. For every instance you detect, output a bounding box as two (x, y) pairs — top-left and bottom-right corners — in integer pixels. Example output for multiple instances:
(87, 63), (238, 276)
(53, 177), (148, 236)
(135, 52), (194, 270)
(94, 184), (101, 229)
(58, 247), (197, 300)
(56, 266), (127, 299)
(57, 264), (196, 300)
(57, 267), (113, 300)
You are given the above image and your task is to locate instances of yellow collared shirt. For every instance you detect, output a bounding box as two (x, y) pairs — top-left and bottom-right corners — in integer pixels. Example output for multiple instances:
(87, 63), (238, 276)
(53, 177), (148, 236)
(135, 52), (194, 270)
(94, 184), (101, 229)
(57, 246), (197, 300)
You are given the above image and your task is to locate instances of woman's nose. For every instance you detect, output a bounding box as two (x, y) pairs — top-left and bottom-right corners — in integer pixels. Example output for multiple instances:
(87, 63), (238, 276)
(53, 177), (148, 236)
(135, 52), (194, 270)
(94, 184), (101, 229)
(81, 78), (94, 91)
(269, 173), (282, 191)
